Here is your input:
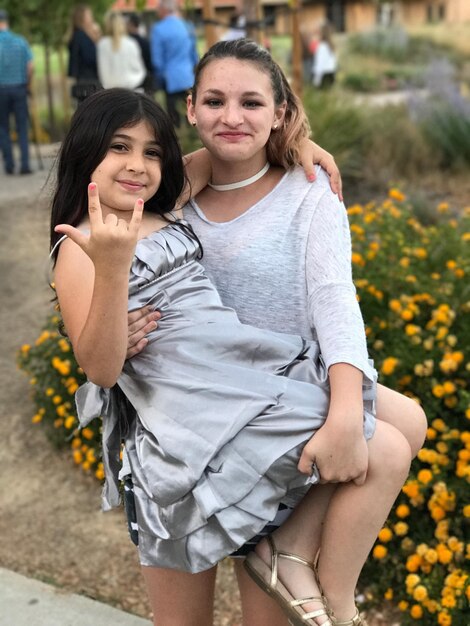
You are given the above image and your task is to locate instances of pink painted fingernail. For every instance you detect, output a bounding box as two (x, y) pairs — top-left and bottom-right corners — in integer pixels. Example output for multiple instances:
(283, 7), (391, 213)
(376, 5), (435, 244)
(89, 182), (96, 191)
(308, 174), (315, 182)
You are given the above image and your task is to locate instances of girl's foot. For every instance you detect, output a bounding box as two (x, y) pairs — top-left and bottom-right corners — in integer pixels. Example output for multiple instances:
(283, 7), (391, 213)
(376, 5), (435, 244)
(244, 535), (332, 625)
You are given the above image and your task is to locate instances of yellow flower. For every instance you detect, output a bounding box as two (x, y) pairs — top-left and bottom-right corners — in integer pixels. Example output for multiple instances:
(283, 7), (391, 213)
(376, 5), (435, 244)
(394, 521), (409, 536)
(95, 465), (105, 481)
(437, 202), (449, 213)
(417, 469), (433, 484)
(73, 450), (83, 464)
(410, 604), (423, 619)
(81, 427), (94, 440)
(45, 388), (54, 396)
(397, 504), (410, 518)
(437, 611), (452, 626)
(372, 544), (387, 559)
(389, 188), (406, 202)
(398, 601), (409, 611)
(384, 588), (393, 600)
(413, 585), (428, 601)
(20, 344), (31, 353)
(64, 416), (76, 429)
(389, 299), (402, 312)
(424, 548), (438, 564)
(432, 385), (445, 398)
(351, 252), (365, 266)
(378, 527), (393, 543)
(432, 418), (447, 432)
(31, 413), (42, 424)
(406, 554), (421, 572)
(463, 505), (470, 518)
(405, 324), (421, 336)
(406, 574), (420, 589)
(446, 260), (457, 270)
(381, 357), (399, 376)
(441, 595), (456, 609)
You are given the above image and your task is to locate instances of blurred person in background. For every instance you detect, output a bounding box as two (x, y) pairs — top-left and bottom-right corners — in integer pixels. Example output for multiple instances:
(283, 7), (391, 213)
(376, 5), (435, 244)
(126, 13), (156, 96)
(0, 9), (33, 175)
(97, 12), (146, 91)
(150, 0), (199, 127)
(67, 4), (101, 104)
(312, 21), (337, 90)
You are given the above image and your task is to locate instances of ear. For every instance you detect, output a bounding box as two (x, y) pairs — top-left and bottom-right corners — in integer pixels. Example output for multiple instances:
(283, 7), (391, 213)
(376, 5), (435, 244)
(273, 101), (287, 130)
(186, 93), (196, 126)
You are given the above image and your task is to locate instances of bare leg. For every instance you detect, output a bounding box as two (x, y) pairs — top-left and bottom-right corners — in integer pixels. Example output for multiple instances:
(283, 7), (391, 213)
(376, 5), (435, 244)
(233, 560), (290, 626)
(375, 383), (427, 458)
(253, 420), (411, 623)
(142, 565), (217, 626)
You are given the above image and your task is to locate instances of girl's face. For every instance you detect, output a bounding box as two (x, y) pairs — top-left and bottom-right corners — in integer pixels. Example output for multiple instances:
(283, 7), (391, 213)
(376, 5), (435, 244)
(91, 120), (162, 219)
(187, 59), (286, 166)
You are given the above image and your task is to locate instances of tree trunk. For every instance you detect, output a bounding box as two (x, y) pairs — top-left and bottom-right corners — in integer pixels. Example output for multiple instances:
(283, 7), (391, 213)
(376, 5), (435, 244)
(291, 0), (303, 98)
(244, 0), (262, 44)
(44, 42), (57, 139)
(202, 0), (218, 50)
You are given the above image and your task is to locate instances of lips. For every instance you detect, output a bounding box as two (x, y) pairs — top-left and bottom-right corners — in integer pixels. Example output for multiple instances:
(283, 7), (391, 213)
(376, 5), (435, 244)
(217, 132), (248, 141)
(117, 179), (145, 192)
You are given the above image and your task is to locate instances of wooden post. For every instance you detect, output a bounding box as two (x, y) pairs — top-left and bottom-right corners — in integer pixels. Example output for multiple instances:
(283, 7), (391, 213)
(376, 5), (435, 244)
(244, 0), (261, 44)
(290, 0), (303, 98)
(202, 0), (217, 50)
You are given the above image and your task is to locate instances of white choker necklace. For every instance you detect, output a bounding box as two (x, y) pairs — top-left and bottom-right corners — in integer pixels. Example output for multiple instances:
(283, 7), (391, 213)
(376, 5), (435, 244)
(208, 162), (270, 191)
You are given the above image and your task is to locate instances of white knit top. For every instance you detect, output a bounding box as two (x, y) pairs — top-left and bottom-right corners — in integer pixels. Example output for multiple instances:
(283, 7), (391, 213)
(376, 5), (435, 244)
(97, 35), (146, 90)
(183, 166), (375, 382)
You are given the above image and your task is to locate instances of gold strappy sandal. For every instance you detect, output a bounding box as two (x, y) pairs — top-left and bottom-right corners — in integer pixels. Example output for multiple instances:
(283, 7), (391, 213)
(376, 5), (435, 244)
(244, 535), (332, 625)
(331, 609), (368, 625)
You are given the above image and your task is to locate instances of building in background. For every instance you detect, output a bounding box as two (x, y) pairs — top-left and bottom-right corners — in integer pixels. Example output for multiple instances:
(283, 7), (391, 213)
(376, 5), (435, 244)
(110, 1), (470, 37)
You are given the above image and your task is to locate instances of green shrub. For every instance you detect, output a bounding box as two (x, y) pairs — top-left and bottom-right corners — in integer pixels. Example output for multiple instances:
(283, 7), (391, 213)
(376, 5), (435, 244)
(348, 190), (470, 625)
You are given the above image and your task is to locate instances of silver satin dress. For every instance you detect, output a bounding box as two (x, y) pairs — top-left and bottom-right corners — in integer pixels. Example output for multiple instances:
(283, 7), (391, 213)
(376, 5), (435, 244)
(76, 221), (377, 573)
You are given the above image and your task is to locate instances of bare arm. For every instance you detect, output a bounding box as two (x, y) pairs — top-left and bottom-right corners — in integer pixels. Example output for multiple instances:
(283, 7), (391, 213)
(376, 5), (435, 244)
(177, 148), (213, 208)
(54, 184), (143, 387)
(298, 363), (368, 485)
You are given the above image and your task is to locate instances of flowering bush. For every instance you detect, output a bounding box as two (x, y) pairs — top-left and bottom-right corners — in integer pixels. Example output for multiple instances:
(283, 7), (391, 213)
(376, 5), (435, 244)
(351, 191), (470, 624)
(18, 190), (469, 622)
(17, 317), (104, 481)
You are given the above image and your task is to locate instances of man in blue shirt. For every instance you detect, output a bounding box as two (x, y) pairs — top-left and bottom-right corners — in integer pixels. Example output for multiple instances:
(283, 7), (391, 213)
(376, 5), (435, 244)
(151, 0), (199, 127)
(0, 10), (34, 175)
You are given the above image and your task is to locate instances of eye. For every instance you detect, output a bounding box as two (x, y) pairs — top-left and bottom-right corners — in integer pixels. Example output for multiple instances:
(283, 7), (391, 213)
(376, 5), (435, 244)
(146, 148), (162, 159)
(204, 98), (223, 108)
(243, 100), (263, 109)
(109, 143), (127, 152)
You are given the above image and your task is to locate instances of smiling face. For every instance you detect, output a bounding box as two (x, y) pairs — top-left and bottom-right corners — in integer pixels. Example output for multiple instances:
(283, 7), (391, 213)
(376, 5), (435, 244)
(187, 58), (286, 168)
(90, 120), (163, 220)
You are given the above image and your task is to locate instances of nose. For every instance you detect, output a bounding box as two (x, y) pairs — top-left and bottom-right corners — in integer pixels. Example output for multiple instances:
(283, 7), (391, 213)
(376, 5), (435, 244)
(221, 103), (243, 127)
(126, 151), (145, 173)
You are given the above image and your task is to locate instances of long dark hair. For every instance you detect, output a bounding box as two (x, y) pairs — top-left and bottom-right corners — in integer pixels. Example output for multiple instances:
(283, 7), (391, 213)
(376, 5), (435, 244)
(50, 88), (185, 261)
(191, 39), (311, 168)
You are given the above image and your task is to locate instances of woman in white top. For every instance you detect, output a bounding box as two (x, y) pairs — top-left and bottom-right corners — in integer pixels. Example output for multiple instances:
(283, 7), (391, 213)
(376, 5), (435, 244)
(125, 39), (427, 626)
(97, 12), (146, 90)
(312, 21), (337, 89)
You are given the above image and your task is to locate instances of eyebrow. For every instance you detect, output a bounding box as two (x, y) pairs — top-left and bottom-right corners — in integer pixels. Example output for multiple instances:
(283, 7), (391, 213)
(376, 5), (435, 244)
(202, 89), (265, 98)
(112, 133), (159, 145)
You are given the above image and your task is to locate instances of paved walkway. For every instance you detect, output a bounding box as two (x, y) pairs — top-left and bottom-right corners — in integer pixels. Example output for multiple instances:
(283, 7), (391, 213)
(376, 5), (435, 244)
(0, 568), (151, 626)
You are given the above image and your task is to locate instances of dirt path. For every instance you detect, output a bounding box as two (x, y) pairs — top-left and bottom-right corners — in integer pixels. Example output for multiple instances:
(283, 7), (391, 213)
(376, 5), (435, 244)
(0, 153), (240, 625)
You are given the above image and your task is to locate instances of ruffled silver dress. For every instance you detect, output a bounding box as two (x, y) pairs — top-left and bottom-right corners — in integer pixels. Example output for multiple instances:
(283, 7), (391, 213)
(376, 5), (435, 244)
(76, 221), (377, 573)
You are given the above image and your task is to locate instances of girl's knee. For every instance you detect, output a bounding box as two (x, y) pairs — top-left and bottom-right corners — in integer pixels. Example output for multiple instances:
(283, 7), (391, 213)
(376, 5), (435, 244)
(370, 422), (412, 481)
(404, 398), (428, 457)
